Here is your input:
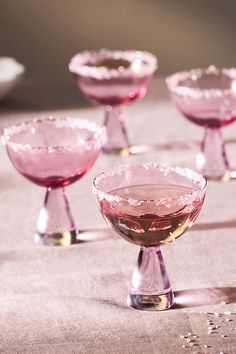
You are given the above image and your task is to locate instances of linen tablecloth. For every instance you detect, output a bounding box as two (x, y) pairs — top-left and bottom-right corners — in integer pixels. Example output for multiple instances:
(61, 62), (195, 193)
(0, 78), (235, 353)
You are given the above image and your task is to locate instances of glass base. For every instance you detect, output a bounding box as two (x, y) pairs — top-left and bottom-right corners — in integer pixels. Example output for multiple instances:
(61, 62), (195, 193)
(102, 145), (130, 156)
(35, 229), (78, 246)
(202, 168), (231, 182)
(127, 290), (174, 311)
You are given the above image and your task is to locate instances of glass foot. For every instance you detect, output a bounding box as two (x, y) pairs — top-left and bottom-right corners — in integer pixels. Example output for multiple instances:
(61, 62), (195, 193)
(128, 246), (174, 311)
(35, 229), (77, 246)
(36, 187), (77, 246)
(102, 146), (130, 156)
(127, 290), (174, 311)
(197, 127), (230, 181)
(202, 169), (231, 182)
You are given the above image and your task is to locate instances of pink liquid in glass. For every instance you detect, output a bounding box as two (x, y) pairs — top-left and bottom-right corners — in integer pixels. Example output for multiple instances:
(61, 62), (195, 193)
(100, 184), (203, 247)
(93, 163), (206, 310)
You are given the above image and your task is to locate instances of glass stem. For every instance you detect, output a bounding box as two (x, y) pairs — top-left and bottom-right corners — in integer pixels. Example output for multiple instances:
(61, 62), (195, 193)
(197, 127), (230, 179)
(128, 246), (174, 310)
(103, 105), (130, 154)
(35, 187), (77, 246)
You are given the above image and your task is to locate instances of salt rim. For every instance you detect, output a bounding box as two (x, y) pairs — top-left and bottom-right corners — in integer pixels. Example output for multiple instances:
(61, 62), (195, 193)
(69, 49), (157, 80)
(93, 163), (207, 209)
(166, 66), (236, 100)
(1, 116), (106, 152)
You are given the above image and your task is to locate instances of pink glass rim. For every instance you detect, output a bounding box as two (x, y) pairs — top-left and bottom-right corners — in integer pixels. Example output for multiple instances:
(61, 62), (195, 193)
(1, 116), (106, 152)
(93, 163), (207, 205)
(166, 65), (236, 99)
(69, 49), (158, 80)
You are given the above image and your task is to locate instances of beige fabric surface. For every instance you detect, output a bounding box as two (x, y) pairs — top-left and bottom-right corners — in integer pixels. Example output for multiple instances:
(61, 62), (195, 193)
(0, 79), (235, 353)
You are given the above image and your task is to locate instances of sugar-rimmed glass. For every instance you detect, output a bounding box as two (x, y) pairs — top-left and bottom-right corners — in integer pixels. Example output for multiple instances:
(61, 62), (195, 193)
(93, 163), (207, 310)
(2, 117), (105, 246)
(69, 49), (157, 155)
(166, 66), (236, 180)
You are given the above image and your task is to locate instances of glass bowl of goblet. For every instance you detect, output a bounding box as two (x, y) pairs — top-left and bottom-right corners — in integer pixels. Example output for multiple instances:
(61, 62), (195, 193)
(93, 163), (206, 311)
(69, 49), (157, 155)
(2, 117), (105, 246)
(166, 66), (236, 180)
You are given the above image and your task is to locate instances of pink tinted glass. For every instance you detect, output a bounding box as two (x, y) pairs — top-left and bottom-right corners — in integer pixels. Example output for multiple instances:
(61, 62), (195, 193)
(2, 117), (105, 246)
(69, 50), (157, 106)
(69, 50), (157, 154)
(93, 163), (206, 310)
(166, 66), (236, 128)
(3, 117), (105, 187)
(166, 66), (236, 179)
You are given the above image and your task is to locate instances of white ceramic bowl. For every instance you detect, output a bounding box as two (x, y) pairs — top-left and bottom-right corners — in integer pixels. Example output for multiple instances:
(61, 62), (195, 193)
(0, 57), (25, 100)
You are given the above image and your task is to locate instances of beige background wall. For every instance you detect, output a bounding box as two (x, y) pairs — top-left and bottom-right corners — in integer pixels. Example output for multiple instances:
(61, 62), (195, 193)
(0, 0), (235, 80)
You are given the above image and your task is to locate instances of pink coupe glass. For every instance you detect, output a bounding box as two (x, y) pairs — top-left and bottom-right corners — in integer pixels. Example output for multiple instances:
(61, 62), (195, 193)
(69, 49), (157, 155)
(166, 66), (236, 180)
(2, 117), (105, 246)
(93, 163), (206, 310)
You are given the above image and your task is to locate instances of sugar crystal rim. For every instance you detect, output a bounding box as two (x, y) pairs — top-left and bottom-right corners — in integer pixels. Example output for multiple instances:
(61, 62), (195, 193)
(69, 49), (158, 80)
(1, 116), (106, 152)
(166, 66), (236, 99)
(93, 163), (207, 208)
